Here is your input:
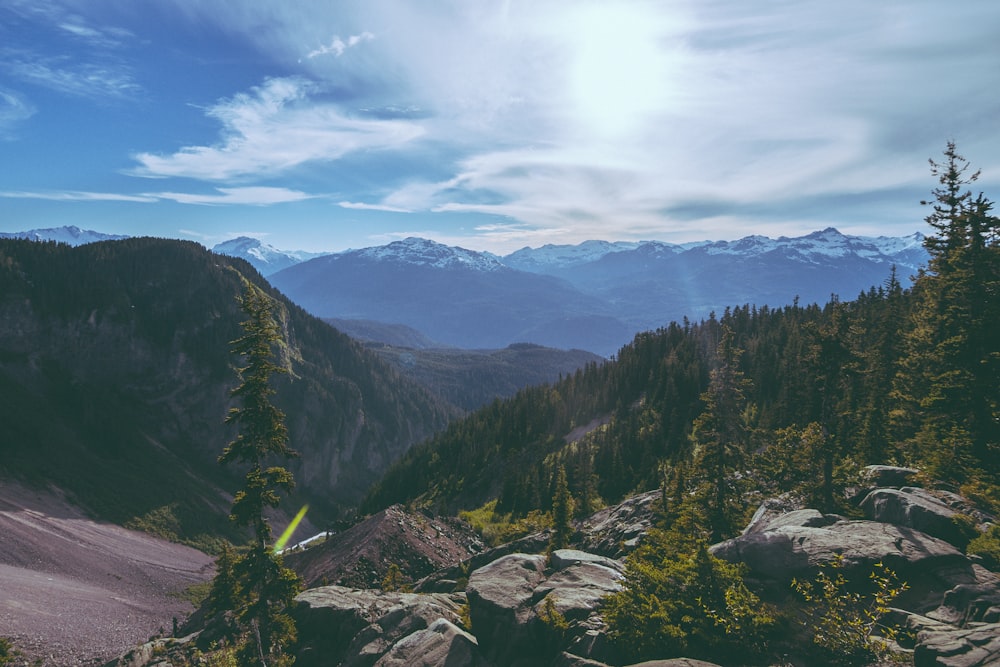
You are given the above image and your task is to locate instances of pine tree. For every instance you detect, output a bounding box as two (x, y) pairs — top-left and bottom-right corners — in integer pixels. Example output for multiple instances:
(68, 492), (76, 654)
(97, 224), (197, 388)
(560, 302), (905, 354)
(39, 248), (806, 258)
(218, 278), (302, 666)
(893, 143), (1000, 481)
(690, 325), (752, 541)
(550, 465), (574, 551)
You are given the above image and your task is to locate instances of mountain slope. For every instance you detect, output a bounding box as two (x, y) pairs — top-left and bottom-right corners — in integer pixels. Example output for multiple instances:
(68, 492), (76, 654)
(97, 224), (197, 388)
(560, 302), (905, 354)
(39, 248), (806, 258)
(270, 237), (632, 355)
(366, 343), (604, 411)
(0, 237), (456, 541)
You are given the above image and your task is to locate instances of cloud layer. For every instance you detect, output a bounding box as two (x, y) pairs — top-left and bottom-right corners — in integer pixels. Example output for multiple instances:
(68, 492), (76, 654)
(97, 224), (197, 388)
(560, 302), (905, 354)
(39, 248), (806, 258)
(2, 0), (999, 252)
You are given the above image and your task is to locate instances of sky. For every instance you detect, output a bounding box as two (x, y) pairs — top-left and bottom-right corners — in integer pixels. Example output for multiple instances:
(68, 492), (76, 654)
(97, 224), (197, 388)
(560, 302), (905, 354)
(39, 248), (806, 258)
(1, 0), (998, 255)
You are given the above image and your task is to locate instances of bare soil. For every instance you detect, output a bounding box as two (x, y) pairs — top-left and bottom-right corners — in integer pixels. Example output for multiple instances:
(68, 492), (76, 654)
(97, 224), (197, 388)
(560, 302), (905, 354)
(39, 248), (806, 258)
(0, 480), (215, 666)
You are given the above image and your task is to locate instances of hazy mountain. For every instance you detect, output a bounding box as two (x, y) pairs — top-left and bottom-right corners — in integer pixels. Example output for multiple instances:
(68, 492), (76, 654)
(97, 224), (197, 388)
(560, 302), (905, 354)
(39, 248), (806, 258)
(0, 237), (455, 540)
(366, 342), (604, 411)
(212, 236), (328, 276)
(272, 230), (928, 357)
(0, 225), (128, 245)
(270, 237), (633, 355)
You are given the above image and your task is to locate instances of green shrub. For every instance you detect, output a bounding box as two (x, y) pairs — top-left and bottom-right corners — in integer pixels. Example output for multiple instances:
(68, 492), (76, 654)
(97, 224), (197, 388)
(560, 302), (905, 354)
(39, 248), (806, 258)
(0, 637), (17, 665)
(603, 530), (774, 663)
(791, 555), (909, 666)
(967, 524), (1000, 570)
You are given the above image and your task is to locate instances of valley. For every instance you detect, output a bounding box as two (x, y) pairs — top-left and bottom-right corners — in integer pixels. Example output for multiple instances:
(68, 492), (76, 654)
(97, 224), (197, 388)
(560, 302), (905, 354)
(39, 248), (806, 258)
(0, 195), (996, 666)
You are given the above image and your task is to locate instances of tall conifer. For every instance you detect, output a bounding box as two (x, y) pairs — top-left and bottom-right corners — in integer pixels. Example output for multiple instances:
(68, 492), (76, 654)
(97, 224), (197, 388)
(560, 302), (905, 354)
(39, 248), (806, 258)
(218, 278), (302, 666)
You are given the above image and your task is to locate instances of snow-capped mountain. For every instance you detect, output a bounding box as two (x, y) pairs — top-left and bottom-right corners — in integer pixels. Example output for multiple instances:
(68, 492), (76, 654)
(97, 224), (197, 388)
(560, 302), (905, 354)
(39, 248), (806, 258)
(354, 237), (507, 272)
(273, 228), (929, 356)
(0, 225), (128, 245)
(503, 240), (645, 272)
(270, 238), (631, 354)
(698, 227), (925, 265)
(212, 236), (328, 276)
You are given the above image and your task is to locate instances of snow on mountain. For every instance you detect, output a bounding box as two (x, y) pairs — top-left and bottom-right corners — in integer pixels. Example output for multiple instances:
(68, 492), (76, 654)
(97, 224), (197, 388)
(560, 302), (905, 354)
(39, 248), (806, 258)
(212, 236), (327, 276)
(356, 237), (507, 272)
(0, 225), (128, 246)
(503, 240), (645, 271)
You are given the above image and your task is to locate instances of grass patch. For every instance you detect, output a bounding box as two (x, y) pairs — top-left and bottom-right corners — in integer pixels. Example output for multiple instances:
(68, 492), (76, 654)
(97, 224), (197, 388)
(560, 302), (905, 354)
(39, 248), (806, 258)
(459, 499), (551, 547)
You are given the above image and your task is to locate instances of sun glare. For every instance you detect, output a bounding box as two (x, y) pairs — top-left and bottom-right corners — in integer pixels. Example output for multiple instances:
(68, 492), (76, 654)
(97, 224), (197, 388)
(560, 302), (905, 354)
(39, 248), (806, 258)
(567, 5), (674, 138)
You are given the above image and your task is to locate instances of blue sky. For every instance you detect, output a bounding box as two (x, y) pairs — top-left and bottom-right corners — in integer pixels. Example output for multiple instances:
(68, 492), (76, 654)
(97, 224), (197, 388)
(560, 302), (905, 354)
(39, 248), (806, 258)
(1, 0), (998, 254)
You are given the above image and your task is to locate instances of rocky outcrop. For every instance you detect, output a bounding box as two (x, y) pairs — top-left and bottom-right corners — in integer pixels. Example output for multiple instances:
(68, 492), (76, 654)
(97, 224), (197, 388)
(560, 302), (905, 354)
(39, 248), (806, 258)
(714, 477), (1000, 666)
(292, 586), (474, 667)
(710, 510), (974, 605)
(285, 505), (485, 589)
(103, 471), (1000, 667)
(577, 490), (659, 557)
(861, 487), (984, 548)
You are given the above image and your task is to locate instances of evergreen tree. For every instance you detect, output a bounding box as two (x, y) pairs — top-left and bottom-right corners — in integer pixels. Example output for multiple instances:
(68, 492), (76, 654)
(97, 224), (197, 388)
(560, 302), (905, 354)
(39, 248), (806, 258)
(690, 325), (752, 540)
(893, 143), (1000, 481)
(550, 464), (574, 551)
(218, 278), (302, 666)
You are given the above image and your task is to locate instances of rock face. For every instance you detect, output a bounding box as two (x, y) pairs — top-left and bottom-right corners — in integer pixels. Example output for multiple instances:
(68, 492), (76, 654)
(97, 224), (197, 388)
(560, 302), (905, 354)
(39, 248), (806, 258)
(861, 487), (987, 548)
(292, 586), (474, 667)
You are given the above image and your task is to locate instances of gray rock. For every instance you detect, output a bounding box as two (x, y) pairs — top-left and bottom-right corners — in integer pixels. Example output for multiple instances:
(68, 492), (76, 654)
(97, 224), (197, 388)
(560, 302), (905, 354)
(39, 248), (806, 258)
(578, 490), (659, 557)
(861, 487), (976, 548)
(549, 549), (624, 574)
(374, 618), (486, 667)
(862, 465), (921, 488)
(710, 517), (974, 609)
(292, 585), (465, 667)
(466, 553), (548, 664)
(913, 622), (1000, 667)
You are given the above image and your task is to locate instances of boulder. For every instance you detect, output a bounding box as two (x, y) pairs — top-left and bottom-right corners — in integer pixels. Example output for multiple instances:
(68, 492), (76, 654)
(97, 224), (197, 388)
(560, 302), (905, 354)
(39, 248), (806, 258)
(710, 513), (974, 609)
(466, 553), (548, 664)
(913, 622), (1000, 667)
(373, 618), (486, 666)
(292, 585), (466, 667)
(861, 487), (977, 548)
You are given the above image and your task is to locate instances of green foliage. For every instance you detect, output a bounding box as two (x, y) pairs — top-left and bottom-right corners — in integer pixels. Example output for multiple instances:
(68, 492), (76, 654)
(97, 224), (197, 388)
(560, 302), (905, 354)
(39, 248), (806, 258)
(603, 529), (774, 664)
(791, 555), (909, 666)
(381, 563), (411, 592)
(0, 637), (18, 666)
(967, 524), (1000, 571)
(459, 500), (550, 547)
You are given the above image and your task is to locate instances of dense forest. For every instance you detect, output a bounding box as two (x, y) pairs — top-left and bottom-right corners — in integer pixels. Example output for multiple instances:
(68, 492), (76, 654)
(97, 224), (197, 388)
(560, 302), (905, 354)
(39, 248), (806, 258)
(364, 143), (1000, 538)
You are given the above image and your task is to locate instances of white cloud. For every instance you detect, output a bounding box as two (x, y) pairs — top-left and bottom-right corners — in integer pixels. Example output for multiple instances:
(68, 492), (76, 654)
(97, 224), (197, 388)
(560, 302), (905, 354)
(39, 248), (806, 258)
(0, 189), (157, 202)
(339, 201), (411, 213)
(305, 31), (374, 59)
(149, 187), (315, 206)
(4, 57), (140, 99)
(130, 77), (425, 181)
(0, 88), (35, 138)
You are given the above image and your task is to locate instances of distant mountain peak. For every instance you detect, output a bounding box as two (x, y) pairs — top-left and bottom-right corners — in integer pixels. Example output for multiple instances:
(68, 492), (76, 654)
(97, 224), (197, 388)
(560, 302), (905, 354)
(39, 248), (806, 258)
(357, 237), (507, 272)
(213, 236), (326, 276)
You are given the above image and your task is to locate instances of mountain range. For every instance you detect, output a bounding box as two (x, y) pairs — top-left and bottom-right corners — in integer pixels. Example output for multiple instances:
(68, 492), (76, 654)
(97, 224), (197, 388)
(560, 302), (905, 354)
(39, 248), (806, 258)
(270, 229), (928, 356)
(2, 225), (929, 356)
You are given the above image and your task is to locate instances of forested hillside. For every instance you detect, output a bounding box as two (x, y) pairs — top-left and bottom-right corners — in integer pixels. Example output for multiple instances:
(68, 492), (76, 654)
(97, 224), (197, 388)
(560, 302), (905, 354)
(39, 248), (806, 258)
(0, 238), (456, 545)
(364, 143), (1000, 535)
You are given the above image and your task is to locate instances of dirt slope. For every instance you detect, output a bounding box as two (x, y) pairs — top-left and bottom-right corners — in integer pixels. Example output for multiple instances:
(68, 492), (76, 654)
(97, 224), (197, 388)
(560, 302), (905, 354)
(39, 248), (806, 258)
(0, 480), (215, 666)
